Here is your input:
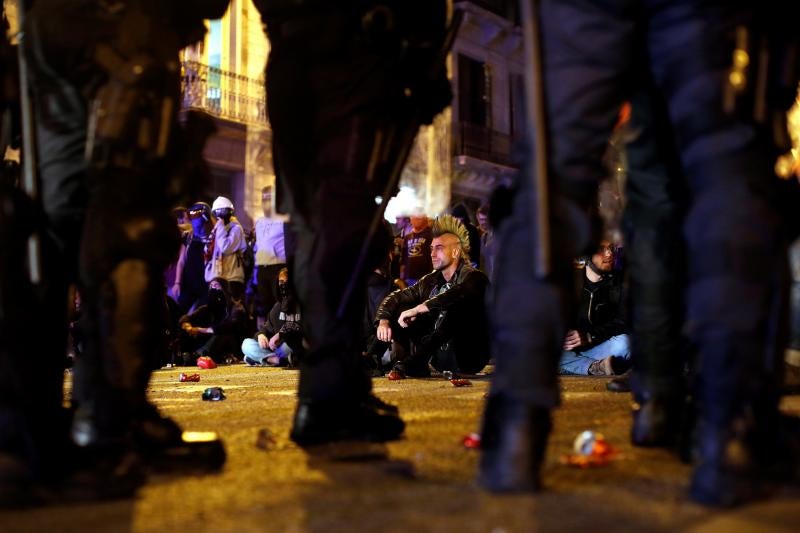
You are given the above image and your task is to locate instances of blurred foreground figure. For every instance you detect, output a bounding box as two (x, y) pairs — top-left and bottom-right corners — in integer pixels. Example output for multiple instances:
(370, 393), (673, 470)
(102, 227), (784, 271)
(0, 0), (230, 505)
(480, 0), (800, 506)
(253, 1), (452, 444)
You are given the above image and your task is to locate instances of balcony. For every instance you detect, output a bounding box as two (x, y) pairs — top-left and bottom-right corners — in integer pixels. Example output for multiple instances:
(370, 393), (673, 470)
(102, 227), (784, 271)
(181, 60), (268, 127)
(454, 122), (516, 167)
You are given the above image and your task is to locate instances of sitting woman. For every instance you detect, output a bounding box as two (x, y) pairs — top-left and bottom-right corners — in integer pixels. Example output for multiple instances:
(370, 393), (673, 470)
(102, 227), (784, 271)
(241, 268), (303, 367)
(178, 279), (249, 364)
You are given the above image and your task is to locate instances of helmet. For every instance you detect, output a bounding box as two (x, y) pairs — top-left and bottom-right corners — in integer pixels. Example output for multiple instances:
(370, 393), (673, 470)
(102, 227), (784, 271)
(187, 202), (212, 221)
(212, 196), (234, 212)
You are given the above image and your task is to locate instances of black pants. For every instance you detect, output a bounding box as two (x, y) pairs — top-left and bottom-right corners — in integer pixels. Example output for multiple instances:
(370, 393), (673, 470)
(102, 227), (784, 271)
(265, 14), (406, 404)
(371, 309), (491, 375)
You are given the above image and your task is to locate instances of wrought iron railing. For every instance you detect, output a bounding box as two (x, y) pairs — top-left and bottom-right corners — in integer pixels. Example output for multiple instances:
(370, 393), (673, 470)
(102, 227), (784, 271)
(180, 60), (268, 126)
(454, 121), (516, 167)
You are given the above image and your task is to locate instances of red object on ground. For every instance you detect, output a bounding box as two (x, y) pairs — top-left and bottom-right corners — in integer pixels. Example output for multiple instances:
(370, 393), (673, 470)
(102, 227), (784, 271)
(387, 369), (406, 381)
(462, 432), (481, 449)
(179, 373), (201, 382)
(560, 432), (619, 468)
(450, 378), (472, 387)
(196, 356), (217, 369)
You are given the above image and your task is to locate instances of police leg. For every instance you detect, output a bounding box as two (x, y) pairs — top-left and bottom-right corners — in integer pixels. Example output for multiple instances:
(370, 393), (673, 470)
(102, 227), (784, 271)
(478, 0), (634, 492)
(622, 84), (691, 448)
(648, 4), (789, 506)
(73, 180), (224, 476)
(286, 156), (402, 444)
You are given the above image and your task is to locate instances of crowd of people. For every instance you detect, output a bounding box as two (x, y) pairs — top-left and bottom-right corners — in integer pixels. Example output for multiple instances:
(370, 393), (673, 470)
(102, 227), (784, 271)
(160, 192), (509, 380)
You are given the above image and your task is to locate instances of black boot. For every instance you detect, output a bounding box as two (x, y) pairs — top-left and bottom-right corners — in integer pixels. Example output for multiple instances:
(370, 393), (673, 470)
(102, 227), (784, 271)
(131, 403), (226, 474)
(477, 394), (551, 493)
(606, 371), (631, 393)
(290, 397), (405, 446)
(631, 396), (683, 448)
(689, 417), (764, 507)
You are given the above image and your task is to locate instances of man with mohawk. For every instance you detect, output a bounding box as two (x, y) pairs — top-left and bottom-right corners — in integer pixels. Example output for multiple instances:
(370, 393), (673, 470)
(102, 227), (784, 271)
(373, 214), (491, 378)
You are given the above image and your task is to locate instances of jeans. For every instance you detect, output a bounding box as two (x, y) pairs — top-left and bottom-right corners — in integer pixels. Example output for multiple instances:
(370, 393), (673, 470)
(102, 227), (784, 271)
(241, 338), (293, 367)
(559, 335), (631, 375)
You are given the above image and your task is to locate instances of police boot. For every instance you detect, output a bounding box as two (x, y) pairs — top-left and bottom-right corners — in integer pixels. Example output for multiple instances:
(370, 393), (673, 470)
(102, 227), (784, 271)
(131, 403), (226, 474)
(0, 408), (38, 508)
(290, 397), (405, 446)
(477, 394), (551, 493)
(689, 415), (765, 507)
(631, 394), (685, 448)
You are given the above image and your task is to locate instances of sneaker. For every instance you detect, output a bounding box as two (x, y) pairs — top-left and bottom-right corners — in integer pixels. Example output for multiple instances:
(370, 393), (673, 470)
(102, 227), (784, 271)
(588, 357), (615, 376)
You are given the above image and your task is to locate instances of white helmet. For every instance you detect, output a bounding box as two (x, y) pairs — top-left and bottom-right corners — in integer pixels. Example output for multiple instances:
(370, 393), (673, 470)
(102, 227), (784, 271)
(212, 196), (234, 212)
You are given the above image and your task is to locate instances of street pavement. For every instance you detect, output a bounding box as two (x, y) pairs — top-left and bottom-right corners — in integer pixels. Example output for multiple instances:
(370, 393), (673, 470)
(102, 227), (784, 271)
(2, 365), (799, 532)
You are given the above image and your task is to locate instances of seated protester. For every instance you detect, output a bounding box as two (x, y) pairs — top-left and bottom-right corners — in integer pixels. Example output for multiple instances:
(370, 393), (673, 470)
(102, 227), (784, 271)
(559, 239), (631, 376)
(241, 268), (303, 367)
(178, 279), (249, 364)
(373, 214), (491, 378)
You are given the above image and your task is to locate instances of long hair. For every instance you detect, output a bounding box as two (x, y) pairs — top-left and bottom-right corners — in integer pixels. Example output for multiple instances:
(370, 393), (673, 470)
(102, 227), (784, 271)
(431, 214), (470, 263)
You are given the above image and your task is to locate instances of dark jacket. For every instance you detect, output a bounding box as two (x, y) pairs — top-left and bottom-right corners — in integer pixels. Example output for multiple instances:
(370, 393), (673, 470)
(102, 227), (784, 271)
(574, 266), (628, 346)
(375, 261), (489, 322)
(256, 296), (304, 353)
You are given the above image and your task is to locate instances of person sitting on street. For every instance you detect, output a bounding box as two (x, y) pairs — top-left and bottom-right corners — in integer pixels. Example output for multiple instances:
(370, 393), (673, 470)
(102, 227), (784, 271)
(178, 279), (249, 364)
(373, 214), (491, 378)
(241, 268), (304, 367)
(559, 240), (631, 376)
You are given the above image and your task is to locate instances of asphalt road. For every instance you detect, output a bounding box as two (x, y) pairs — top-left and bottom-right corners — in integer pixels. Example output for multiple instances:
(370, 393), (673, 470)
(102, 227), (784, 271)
(2, 365), (799, 532)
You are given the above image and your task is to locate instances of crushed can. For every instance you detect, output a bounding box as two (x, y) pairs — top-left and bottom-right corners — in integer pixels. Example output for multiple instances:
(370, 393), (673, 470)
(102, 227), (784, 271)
(202, 387), (226, 401)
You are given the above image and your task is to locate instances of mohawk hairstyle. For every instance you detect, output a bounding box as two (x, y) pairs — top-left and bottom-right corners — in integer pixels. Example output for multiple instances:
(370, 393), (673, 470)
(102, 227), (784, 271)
(431, 214), (471, 263)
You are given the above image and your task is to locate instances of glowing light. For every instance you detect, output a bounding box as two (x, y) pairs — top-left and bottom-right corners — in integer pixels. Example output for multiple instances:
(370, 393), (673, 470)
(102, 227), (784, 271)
(733, 49), (749, 69)
(728, 71), (745, 89)
(182, 431), (219, 443)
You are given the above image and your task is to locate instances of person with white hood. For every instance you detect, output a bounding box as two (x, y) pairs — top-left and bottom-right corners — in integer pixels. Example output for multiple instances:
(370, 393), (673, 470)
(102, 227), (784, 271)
(206, 196), (247, 302)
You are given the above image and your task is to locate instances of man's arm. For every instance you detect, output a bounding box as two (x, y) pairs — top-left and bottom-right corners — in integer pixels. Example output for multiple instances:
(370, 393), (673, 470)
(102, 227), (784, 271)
(374, 279), (426, 323)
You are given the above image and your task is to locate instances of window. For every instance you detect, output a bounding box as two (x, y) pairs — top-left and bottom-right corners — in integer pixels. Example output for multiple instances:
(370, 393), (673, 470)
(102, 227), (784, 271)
(458, 54), (488, 127)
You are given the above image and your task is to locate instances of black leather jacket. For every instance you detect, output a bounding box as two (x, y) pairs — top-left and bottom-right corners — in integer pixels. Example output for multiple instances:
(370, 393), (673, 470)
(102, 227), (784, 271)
(375, 261), (488, 323)
(574, 267), (628, 346)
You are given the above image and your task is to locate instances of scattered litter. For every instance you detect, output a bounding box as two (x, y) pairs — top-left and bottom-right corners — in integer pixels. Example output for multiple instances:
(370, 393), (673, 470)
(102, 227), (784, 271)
(197, 356), (217, 369)
(202, 387), (226, 401)
(179, 373), (201, 382)
(560, 430), (618, 467)
(462, 432), (481, 449)
(450, 378), (472, 387)
(255, 429), (278, 450)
